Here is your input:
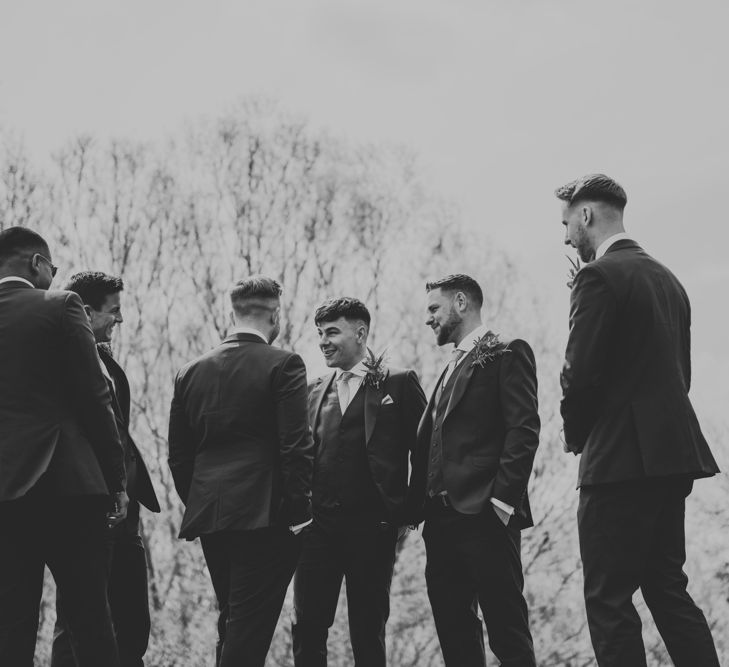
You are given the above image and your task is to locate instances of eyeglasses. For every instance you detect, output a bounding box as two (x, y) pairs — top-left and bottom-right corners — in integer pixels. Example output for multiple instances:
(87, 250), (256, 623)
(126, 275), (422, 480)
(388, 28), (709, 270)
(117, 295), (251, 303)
(35, 253), (58, 278)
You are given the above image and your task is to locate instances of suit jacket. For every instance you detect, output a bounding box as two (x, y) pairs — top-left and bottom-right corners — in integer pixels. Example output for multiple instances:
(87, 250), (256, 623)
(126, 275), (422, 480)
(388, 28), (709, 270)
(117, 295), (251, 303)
(308, 368), (427, 525)
(561, 239), (719, 486)
(0, 282), (125, 501)
(99, 347), (160, 513)
(409, 338), (540, 528)
(168, 332), (314, 539)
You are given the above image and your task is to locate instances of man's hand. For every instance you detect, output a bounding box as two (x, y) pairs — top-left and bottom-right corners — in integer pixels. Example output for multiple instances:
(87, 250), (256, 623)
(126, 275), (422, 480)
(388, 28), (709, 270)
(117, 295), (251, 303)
(492, 503), (511, 526)
(107, 490), (129, 528)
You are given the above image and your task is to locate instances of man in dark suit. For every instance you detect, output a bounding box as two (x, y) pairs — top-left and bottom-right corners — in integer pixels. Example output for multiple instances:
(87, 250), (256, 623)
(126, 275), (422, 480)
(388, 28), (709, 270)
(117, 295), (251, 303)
(168, 276), (314, 667)
(0, 227), (127, 667)
(53, 271), (161, 667)
(557, 174), (720, 666)
(292, 297), (426, 667)
(409, 274), (540, 667)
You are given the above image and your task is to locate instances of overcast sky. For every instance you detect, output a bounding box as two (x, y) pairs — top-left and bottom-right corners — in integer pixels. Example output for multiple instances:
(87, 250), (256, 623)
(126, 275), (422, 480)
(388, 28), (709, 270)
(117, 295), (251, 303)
(1, 0), (727, 419)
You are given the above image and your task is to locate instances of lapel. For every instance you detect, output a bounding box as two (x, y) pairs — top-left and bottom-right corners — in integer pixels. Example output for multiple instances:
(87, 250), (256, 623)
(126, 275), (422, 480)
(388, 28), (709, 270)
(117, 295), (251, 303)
(443, 349), (477, 420)
(99, 347), (130, 421)
(309, 373), (336, 435)
(363, 369), (388, 447)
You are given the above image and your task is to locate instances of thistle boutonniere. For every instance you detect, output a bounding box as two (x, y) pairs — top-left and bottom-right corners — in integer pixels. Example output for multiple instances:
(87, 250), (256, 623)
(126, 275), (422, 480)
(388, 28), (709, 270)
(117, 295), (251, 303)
(362, 348), (387, 389)
(566, 254), (582, 290)
(471, 331), (510, 368)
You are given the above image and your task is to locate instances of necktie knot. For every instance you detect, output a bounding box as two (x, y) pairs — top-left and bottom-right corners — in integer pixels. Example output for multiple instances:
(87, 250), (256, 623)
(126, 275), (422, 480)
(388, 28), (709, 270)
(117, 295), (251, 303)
(451, 348), (466, 363)
(339, 371), (354, 384)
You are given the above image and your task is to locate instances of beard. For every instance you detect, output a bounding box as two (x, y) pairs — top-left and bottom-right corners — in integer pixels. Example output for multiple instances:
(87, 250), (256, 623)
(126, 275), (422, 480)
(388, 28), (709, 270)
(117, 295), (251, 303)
(574, 226), (596, 263)
(436, 309), (461, 346)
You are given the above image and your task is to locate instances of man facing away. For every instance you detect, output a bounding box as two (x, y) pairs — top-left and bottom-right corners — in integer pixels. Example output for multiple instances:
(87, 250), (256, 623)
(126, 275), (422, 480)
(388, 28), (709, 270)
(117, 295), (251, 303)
(53, 271), (160, 667)
(292, 297), (427, 666)
(168, 276), (314, 667)
(408, 274), (540, 667)
(0, 227), (128, 666)
(557, 173), (720, 666)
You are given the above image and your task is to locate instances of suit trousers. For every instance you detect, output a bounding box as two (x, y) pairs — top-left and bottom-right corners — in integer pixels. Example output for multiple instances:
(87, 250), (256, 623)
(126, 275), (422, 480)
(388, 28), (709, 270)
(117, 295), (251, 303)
(200, 526), (302, 667)
(0, 490), (118, 667)
(578, 478), (719, 667)
(291, 518), (398, 667)
(52, 502), (151, 667)
(423, 501), (536, 667)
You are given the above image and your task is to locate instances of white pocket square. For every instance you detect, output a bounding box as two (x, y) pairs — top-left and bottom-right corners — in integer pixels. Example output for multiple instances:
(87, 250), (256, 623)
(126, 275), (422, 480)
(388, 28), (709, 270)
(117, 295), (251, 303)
(381, 395), (394, 405)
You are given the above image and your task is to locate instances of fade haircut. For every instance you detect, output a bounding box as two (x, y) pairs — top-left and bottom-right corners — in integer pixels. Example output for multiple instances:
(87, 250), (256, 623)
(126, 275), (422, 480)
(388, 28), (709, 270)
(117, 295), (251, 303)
(554, 173), (628, 211)
(230, 275), (282, 318)
(65, 271), (124, 310)
(426, 273), (484, 308)
(0, 227), (49, 265)
(314, 297), (371, 328)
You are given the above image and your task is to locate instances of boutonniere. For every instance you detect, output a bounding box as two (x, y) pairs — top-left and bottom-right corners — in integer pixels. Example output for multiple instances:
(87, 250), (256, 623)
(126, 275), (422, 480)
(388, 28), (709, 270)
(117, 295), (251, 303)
(362, 348), (387, 389)
(566, 254), (582, 290)
(471, 331), (510, 368)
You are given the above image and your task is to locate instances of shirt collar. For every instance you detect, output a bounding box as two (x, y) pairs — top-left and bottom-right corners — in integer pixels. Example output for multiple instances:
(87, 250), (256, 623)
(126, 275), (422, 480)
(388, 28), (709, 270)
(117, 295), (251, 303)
(336, 360), (368, 379)
(595, 232), (632, 260)
(229, 325), (268, 344)
(455, 324), (491, 355)
(0, 276), (34, 288)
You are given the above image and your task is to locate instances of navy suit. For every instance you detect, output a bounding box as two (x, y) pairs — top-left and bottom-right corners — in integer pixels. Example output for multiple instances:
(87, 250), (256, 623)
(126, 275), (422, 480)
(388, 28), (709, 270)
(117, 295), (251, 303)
(562, 240), (719, 666)
(53, 346), (160, 667)
(292, 367), (426, 667)
(409, 338), (540, 667)
(0, 281), (126, 667)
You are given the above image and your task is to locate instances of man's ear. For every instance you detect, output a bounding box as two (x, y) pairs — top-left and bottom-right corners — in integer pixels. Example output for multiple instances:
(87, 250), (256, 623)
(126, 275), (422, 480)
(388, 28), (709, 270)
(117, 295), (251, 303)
(581, 205), (593, 226)
(229, 310), (236, 327)
(357, 323), (368, 343)
(83, 304), (94, 323)
(455, 291), (468, 312)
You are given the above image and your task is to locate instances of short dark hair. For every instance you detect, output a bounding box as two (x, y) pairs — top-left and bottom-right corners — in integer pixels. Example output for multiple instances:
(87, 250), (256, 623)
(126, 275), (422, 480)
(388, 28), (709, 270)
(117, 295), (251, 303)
(554, 173), (627, 211)
(64, 271), (124, 310)
(230, 275), (282, 317)
(314, 297), (371, 327)
(0, 227), (49, 265)
(426, 274), (483, 308)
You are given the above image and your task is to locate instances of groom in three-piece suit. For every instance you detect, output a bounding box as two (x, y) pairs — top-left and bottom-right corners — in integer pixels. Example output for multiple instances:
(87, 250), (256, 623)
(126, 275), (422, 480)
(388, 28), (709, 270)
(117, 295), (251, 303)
(0, 227), (128, 666)
(408, 274), (540, 667)
(292, 297), (426, 667)
(557, 174), (720, 666)
(53, 272), (160, 667)
(169, 276), (314, 667)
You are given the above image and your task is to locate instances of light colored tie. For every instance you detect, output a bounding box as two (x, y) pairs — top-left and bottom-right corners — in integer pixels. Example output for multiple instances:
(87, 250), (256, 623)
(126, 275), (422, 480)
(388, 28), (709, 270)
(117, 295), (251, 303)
(435, 348), (466, 407)
(337, 371), (354, 414)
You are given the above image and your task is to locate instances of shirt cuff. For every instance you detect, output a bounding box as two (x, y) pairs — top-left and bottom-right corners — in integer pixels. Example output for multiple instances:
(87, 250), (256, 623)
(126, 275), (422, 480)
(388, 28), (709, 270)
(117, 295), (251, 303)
(289, 519), (313, 533)
(490, 497), (514, 516)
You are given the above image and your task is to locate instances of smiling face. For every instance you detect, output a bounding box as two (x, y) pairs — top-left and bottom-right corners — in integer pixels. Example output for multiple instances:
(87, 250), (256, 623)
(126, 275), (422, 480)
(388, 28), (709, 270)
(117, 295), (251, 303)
(562, 201), (595, 263)
(87, 291), (123, 343)
(425, 288), (463, 347)
(317, 316), (367, 370)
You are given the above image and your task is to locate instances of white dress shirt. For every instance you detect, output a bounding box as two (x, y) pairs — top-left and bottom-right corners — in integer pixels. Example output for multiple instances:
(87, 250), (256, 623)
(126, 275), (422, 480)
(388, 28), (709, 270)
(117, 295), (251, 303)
(0, 276), (34, 288)
(450, 324), (515, 518)
(229, 325), (268, 343)
(595, 232), (632, 260)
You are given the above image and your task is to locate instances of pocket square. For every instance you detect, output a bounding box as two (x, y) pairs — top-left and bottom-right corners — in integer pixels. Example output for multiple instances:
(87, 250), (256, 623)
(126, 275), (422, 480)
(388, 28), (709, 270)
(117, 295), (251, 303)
(381, 395), (394, 405)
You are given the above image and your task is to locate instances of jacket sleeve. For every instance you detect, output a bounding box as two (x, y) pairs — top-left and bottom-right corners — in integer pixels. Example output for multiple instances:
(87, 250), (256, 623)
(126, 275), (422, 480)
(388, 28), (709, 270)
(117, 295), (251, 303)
(274, 353), (315, 526)
(60, 292), (126, 493)
(402, 370), (427, 471)
(560, 265), (617, 453)
(168, 369), (195, 504)
(491, 339), (540, 509)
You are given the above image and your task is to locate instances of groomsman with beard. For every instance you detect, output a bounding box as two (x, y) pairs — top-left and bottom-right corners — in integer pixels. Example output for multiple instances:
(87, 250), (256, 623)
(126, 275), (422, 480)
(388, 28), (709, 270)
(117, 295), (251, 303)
(53, 272), (160, 667)
(169, 276), (314, 667)
(292, 297), (426, 667)
(556, 174), (719, 666)
(409, 274), (540, 667)
(0, 228), (127, 666)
